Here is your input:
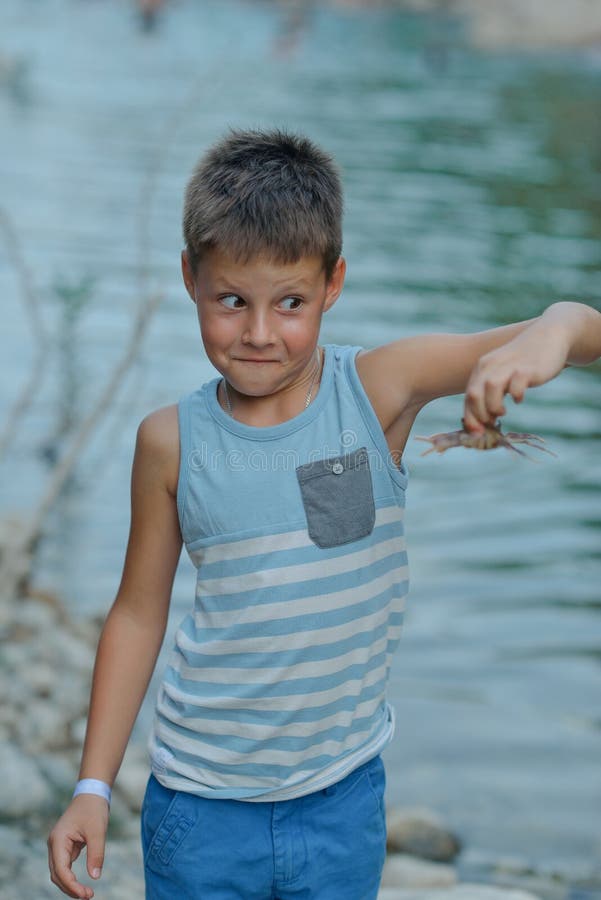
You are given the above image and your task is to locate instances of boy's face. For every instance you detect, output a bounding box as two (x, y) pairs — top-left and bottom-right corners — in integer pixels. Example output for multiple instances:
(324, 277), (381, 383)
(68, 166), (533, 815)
(182, 245), (345, 400)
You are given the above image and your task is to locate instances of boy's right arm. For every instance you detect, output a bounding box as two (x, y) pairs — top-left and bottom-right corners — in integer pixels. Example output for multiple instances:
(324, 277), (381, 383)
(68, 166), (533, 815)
(47, 405), (183, 899)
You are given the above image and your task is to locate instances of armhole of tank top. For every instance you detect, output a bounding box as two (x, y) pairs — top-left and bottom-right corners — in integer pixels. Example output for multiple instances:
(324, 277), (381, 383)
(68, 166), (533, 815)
(176, 393), (191, 544)
(344, 346), (409, 493)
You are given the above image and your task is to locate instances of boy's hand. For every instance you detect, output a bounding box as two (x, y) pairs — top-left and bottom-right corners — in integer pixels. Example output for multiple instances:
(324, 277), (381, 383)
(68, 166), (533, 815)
(47, 795), (109, 899)
(462, 331), (569, 433)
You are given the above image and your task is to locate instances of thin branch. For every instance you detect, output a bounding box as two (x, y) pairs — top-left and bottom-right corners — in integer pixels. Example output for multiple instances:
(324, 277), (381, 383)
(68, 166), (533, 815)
(0, 206), (49, 459)
(0, 290), (164, 599)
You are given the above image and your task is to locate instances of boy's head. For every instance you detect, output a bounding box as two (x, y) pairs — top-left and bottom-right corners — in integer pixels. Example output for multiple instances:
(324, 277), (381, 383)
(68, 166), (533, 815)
(182, 127), (343, 282)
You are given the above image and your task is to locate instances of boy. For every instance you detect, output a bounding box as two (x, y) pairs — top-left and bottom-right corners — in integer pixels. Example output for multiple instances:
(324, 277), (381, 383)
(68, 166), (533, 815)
(47, 128), (601, 900)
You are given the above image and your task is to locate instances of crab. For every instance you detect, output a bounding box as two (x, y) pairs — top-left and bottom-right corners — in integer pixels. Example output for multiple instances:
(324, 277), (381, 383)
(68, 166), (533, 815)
(415, 419), (557, 460)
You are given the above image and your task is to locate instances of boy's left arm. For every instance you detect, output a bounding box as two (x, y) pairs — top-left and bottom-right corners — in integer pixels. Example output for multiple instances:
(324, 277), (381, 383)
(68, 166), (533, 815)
(358, 301), (601, 435)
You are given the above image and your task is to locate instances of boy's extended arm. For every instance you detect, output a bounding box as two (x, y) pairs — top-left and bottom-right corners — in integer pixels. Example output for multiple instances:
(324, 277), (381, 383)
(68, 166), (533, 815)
(47, 406), (182, 900)
(460, 300), (601, 430)
(358, 300), (601, 434)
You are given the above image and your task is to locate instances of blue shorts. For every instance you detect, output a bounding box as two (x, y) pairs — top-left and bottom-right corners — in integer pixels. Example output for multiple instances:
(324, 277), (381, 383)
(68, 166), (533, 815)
(140, 754), (387, 899)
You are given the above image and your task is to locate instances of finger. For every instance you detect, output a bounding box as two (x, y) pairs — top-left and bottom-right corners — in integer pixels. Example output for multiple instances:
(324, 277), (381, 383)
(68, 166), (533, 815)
(86, 829), (106, 882)
(482, 378), (507, 422)
(463, 383), (488, 431)
(48, 838), (94, 900)
(508, 371), (529, 403)
(49, 862), (94, 900)
(462, 402), (485, 433)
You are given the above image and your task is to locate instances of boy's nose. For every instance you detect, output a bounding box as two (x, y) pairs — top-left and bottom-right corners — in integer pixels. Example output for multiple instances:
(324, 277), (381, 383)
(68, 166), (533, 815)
(241, 312), (276, 346)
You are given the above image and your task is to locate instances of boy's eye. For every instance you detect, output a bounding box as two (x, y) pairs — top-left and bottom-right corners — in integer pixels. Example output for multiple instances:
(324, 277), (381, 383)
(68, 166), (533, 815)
(280, 297), (303, 311)
(219, 295), (245, 309)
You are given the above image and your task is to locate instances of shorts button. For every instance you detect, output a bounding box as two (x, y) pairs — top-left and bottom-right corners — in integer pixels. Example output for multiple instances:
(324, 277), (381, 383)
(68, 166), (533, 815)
(332, 462), (344, 474)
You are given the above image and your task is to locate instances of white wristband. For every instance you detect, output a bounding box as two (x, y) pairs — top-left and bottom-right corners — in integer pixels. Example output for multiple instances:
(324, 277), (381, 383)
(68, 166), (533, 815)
(73, 778), (112, 806)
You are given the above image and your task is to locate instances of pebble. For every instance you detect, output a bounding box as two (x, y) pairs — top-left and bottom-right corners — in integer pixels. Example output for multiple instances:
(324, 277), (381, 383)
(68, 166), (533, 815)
(377, 888), (542, 900)
(386, 807), (462, 861)
(0, 741), (54, 817)
(115, 742), (152, 813)
(381, 854), (458, 889)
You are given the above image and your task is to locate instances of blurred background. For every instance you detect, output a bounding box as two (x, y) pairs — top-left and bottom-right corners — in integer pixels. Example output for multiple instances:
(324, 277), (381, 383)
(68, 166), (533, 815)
(1, 0), (600, 897)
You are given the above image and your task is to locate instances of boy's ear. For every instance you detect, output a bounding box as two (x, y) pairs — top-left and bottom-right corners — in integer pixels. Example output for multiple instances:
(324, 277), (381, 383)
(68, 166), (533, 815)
(181, 250), (197, 303)
(323, 256), (346, 313)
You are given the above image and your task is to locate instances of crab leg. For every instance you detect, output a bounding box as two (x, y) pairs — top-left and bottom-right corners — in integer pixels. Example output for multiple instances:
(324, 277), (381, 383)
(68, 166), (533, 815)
(505, 431), (547, 443)
(507, 437), (558, 458)
(494, 435), (531, 458)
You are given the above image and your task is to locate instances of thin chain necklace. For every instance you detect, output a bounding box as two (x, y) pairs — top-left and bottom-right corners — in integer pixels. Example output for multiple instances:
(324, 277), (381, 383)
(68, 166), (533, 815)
(222, 346), (323, 419)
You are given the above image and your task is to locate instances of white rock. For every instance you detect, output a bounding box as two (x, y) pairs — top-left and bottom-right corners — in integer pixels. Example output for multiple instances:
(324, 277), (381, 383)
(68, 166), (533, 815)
(1, 641), (30, 670)
(43, 628), (94, 673)
(0, 701), (18, 733)
(115, 743), (151, 812)
(50, 671), (90, 718)
(0, 824), (28, 877)
(36, 752), (78, 793)
(380, 853), (458, 889)
(446, 887), (542, 900)
(13, 838), (67, 898)
(378, 892), (439, 900)
(70, 715), (88, 746)
(11, 597), (59, 632)
(15, 698), (69, 752)
(377, 886), (542, 900)
(20, 660), (59, 699)
(0, 742), (53, 816)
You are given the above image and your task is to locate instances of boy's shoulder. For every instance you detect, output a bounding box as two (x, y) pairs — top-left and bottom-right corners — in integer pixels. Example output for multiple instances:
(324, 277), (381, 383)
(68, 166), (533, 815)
(137, 404), (180, 499)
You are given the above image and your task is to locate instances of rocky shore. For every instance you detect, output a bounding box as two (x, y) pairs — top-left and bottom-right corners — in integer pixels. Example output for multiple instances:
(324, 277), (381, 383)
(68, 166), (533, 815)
(372, 0), (601, 50)
(0, 590), (595, 899)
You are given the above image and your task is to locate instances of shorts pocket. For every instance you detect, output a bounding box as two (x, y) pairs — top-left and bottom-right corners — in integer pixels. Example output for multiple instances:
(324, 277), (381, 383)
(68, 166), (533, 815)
(365, 755), (387, 824)
(295, 446), (376, 548)
(313, 756), (387, 879)
(142, 775), (195, 871)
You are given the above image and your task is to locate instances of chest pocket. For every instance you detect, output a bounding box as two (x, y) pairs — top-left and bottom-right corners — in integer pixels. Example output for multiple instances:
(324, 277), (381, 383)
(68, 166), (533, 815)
(295, 446), (376, 549)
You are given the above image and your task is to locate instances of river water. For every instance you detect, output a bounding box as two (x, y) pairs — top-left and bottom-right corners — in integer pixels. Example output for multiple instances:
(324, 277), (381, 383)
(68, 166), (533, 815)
(1, 0), (600, 892)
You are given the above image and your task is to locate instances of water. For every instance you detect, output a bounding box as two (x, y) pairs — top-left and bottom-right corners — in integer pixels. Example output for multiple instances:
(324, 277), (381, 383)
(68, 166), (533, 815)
(1, 0), (600, 890)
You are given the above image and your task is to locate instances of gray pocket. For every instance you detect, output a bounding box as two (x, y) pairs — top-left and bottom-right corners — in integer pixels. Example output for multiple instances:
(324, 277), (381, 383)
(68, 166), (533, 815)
(296, 446), (376, 548)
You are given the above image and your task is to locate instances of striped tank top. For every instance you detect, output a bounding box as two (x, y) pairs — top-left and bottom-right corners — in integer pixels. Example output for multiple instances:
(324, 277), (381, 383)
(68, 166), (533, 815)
(147, 343), (410, 801)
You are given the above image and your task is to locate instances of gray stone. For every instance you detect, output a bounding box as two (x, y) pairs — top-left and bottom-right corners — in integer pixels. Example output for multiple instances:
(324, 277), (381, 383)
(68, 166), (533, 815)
(69, 714), (88, 746)
(11, 598), (58, 633)
(20, 660), (59, 698)
(0, 701), (18, 734)
(377, 885), (542, 899)
(36, 753), (78, 794)
(445, 887), (542, 899)
(0, 742), (53, 817)
(115, 743), (150, 813)
(15, 698), (70, 752)
(0, 824), (28, 881)
(42, 628), (94, 674)
(380, 853), (458, 889)
(12, 843), (58, 897)
(386, 806), (462, 861)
